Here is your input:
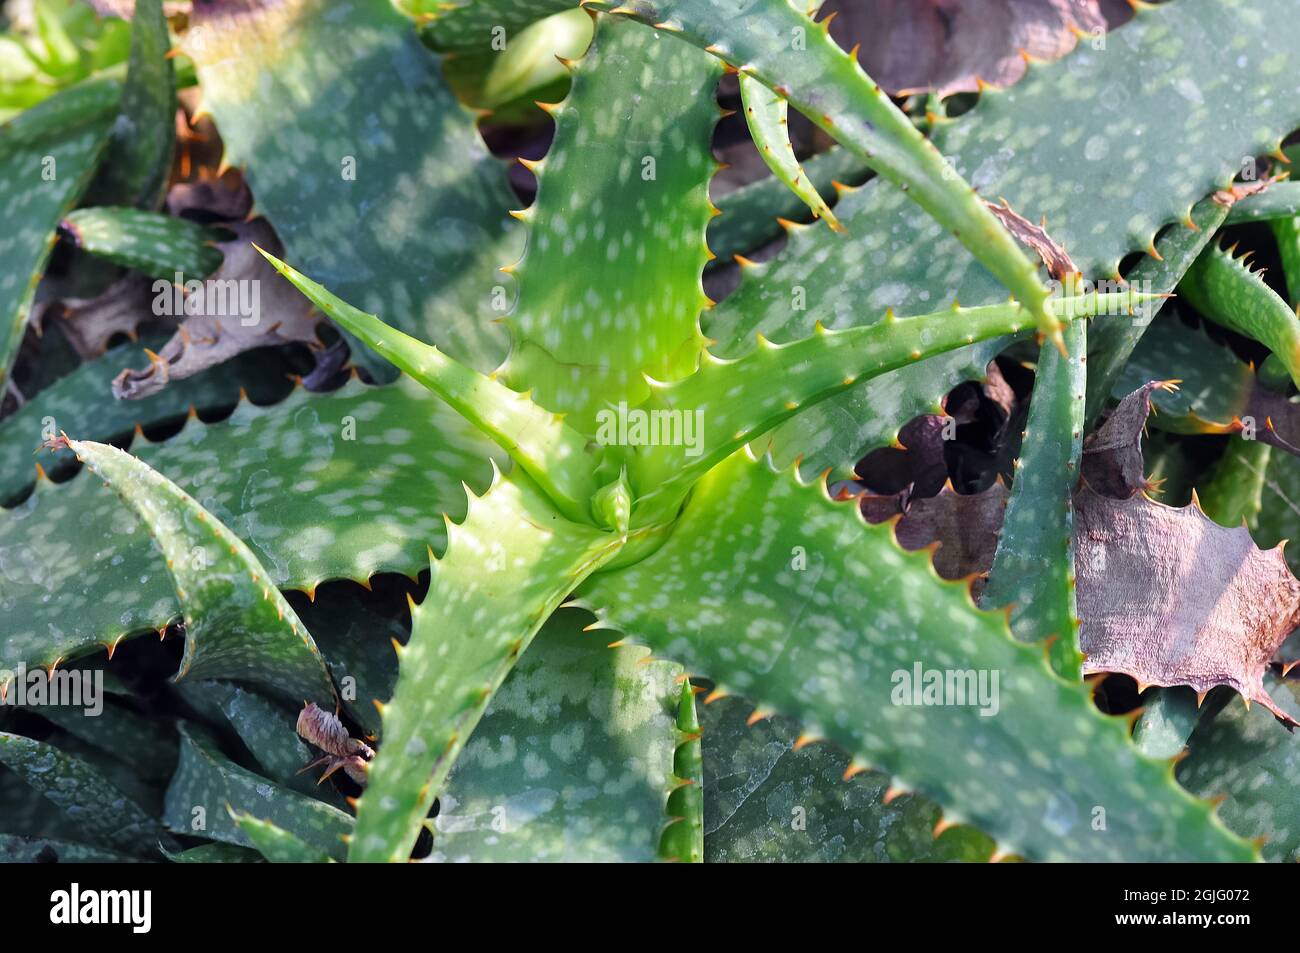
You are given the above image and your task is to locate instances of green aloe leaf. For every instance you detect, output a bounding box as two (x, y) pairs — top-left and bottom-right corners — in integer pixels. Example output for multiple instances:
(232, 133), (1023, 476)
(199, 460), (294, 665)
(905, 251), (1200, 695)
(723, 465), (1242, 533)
(231, 810), (333, 863)
(981, 319), (1085, 679)
(708, 146), (865, 264)
(431, 608), (684, 862)
(58, 437), (337, 705)
(183, 0), (520, 375)
(700, 695), (994, 862)
(61, 207), (224, 280)
(263, 251), (600, 523)
(737, 73), (839, 232)
(1179, 675), (1300, 862)
(1200, 437), (1271, 529)
(707, 0), (1300, 477)
(630, 290), (1145, 522)
(163, 724), (352, 859)
(162, 843), (263, 863)
(584, 0), (1053, 338)
(0, 731), (160, 856)
(1133, 687), (1206, 760)
(91, 0), (174, 208)
(0, 335), (291, 503)
(0, 834), (145, 863)
(658, 678), (703, 862)
(415, 0), (576, 52)
(1085, 197), (1229, 430)
(1, 378), (502, 677)
(500, 14), (720, 430)
(1180, 241), (1300, 390)
(578, 449), (1253, 861)
(0, 79), (117, 389)
(350, 470), (624, 862)
(1252, 450), (1300, 577)
(31, 697), (177, 784)
(178, 681), (346, 807)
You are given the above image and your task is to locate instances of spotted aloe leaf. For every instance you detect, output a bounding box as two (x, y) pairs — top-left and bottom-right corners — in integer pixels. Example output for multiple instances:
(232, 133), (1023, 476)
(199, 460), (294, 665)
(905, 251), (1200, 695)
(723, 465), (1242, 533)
(0, 80), (117, 390)
(230, 810), (333, 863)
(577, 448), (1253, 861)
(737, 73), (840, 232)
(0, 834), (144, 863)
(584, 0), (1055, 340)
(1179, 674), (1300, 862)
(1225, 182), (1300, 225)
(498, 14), (719, 431)
(0, 334), (291, 502)
(710, 0), (1300, 478)
(981, 319), (1085, 679)
(1085, 196), (1230, 430)
(0, 731), (161, 857)
(163, 724), (352, 859)
(30, 697), (177, 784)
(56, 436), (337, 705)
(413, 0), (577, 51)
(431, 608), (685, 862)
(1180, 241), (1300, 390)
(0, 378), (500, 679)
(708, 146), (866, 263)
(60, 206), (224, 281)
(89, 0), (174, 209)
(178, 681), (346, 807)
(263, 251), (600, 524)
(183, 0), (521, 376)
(700, 695), (995, 862)
(349, 470), (625, 863)
(630, 289), (1148, 523)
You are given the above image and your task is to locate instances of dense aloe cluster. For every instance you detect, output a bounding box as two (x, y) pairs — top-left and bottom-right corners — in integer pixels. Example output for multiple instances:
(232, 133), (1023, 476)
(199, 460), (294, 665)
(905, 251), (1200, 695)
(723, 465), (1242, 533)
(3, 0), (1300, 864)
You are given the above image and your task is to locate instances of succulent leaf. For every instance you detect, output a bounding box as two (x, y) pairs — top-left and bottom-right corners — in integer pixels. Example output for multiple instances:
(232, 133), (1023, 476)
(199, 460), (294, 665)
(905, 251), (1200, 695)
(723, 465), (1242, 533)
(230, 810), (333, 863)
(414, 0), (576, 51)
(579, 449), (1253, 860)
(0, 731), (161, 856)
(57, 437), (337, 704)
(263, 251), (600, 523)
(0, 82), (116, 390)
(657, 677), (703, 863)
(1180, 241), (1300, 390)
(91, 0), (174, 208)
(586, 0), (1054, 338)
(631, 290), (1145, 521)
(500, 14), (720, 431)
(60, 207), (223, 281)
(981, 318), (1085, 679)
(349, 470), (625, 862)
(163, 724), (353, 859)
(1, 378), (501, 679)
(183, 0), (521, 375)
(432, 608), (685, 862)
(737, 73), (840, 232)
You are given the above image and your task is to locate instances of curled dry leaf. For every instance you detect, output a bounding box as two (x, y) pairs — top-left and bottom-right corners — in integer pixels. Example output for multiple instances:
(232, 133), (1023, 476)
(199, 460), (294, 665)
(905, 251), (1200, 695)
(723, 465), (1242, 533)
(166, 171), (253, 223)
(296, 702), (374, 786)
(1080, 379), (1178, 498)
(112, 219), (322, 400)
(36, 275), (156, 360)
(985, 199), (1077, 280)
(1212, 173), (1288, 208)
(822, 0), (1113, 98)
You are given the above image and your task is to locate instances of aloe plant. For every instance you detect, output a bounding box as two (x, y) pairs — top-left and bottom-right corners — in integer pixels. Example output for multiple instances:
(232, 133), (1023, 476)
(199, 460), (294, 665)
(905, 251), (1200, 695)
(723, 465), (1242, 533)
(5, 0), (1300, 867)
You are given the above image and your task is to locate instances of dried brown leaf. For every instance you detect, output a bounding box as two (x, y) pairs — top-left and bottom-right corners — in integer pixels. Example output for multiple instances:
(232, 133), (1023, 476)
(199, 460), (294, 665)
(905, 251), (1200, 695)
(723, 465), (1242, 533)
(822, 0), (1112, 98)
(111, 219), (321, 400)
(1075, 487), (1300, 726)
